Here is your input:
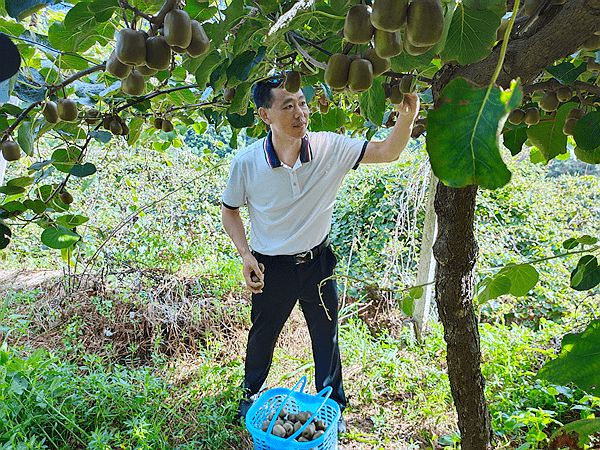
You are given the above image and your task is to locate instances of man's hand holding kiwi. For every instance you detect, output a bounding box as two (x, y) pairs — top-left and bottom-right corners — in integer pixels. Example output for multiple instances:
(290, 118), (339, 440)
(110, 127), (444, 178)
(243, 253), (265, 294)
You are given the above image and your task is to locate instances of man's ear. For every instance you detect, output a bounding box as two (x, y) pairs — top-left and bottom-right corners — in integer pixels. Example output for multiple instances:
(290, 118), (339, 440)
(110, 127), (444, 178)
(258, 106), (271, 125)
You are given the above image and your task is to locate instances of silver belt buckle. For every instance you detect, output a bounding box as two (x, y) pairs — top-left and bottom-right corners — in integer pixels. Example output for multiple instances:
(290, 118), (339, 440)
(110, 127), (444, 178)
(295, 249), (313, 264)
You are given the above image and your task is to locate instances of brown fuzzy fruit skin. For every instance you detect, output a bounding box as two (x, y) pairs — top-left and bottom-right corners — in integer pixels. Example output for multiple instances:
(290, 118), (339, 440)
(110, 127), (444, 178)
(135, 65), (157, 76)
(271, 424), (286, 438)
(106, 51), (132, 79)
(389, 84), (404, 104)
(374, 29), (403, 58)
(161, 119), (174, 132)
(121, 70), (145, 96)
(562, 118), (577, 136)
(145, 36), (171, 70)
(364, 48), (390, 77)
(313, 429), (325, 439)
(284, 71), (302, 93)
(539, 91), (559, 112)
(399, 75), (416, 94)
(344, 5), (374, 44)
(301, 422), (316, 439)
(164, 9), (193, 48)
(153, 117), (163, 129)
(567, 108), (585, 120)
(60, 191), (74, 205)
(523, 107), (540, 126)
(406, 0), (444, 47)
(57, 99), (78, 122)
(171, 45), (187, 54)
(556, 86), (572, 102)
(223, 87), (235, 103)
(507, 108), (525, 125)
(84, 108), (101, 124)
(325, 53), (351, 90)
(187, 20), (210, 57)
(371, 0), (408, 32)
(115, 28), (147, 66)
(42, 101), (59, 123)
(109, 118), (123, 135)
(348, 59), (374, 93)
(1, 140), (21, 161)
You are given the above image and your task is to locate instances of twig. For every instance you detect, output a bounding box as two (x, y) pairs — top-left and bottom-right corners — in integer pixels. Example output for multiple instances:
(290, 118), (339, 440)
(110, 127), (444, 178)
(287, 32), (327, 70)
(115, 83), (200, 113)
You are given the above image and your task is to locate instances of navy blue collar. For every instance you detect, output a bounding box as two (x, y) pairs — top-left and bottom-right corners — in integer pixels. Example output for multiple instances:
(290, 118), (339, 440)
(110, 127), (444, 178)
(263, 130), (312, 168)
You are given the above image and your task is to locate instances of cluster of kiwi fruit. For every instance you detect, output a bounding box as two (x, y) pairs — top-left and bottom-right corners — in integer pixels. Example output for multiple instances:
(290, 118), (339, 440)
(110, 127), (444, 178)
(384, 74), (417, 104)
(153, 116), (174, 132)
(41, 98), (79, 124)
(102, 113), (130, 136)
(507, 84), (575, 128)
(106, 7), (210, 96)
(261, 408), (327, 442)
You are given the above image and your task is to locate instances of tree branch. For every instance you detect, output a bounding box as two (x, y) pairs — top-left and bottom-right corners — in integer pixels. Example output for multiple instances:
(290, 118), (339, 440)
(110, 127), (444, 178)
(523, 79), (600, 96)
(115, 83), (200, 113)
(287, 32), (327, 70)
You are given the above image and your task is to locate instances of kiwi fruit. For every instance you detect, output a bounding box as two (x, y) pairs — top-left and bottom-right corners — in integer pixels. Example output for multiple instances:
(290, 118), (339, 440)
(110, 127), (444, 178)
(278, 409), (287, 419)
(1, 140), (21, 161)
(539, 91), (559, 112)
(404, 40), (434, 56)
(284, 71), (301, 93)
(106, 50), (132, 79)
(587, 58), (600, 72)
(399, 74), (416, 94)
(374, 29), (403, 58)
(223, 87), (236, 103)
(283, 422), (294, 436)
(348, 59), (373, 92)
(121, 70), (145, 96)
(261, 420), (269, 432)
(136, 65), (157, 76)
(187, 20), (210, 57)
(406, 0), (444, 47)
(171, 46), (187, 54)
(324, 53), (351, 89)
(313, 429), (325, 439)
(315, 419), (326, 431)
(161, 119), (174, 132)
(84, 108), (101, 124)
(164, 9), (193, 48)
(42, 101), (59, 123)
(389, 84), (404, 104)
(562, 118), (577, 136)
(271, 424), (286, 438)
(344, 5), (374, 44)
(556, 86), (572, 102)
(364, 48), (390, 77)
(250, 262), (265, 283)
(301, 422), (315, 439)
(153, 117), (163, 129)
(293, 421), (302, 433)
(109, 118), (123, 135)
(567, 108), (585, 120)
(523, 0), (544, 16)
(145, 36), (171, 70)
(57, 99), (78, 122)
(581, 34), (600, 51)
(60, 190), (73, 205)
(297, 437), (309, 442)
(507, 108), (525, 125)
(574, 145), (600, 164)
(523, 107), (540, 126)
(371, 0), (408, 32)
(115, 28), (146, 66)
(411, 122), (426, 138)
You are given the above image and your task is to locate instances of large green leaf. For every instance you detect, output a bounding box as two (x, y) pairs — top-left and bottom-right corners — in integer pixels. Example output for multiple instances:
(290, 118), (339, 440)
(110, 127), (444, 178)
(502, 124), (528, 156)
(537, 320), (600, 395)
(127, 117), (144, 146)
(570, 255), (600, 291)
(226, 47), (266, 83)
(64, 2), (97, 31)
(70, 163), (97, 178)
(497, 263), (539, 296)
(5, 0), (56, 20)
(55, 214), (89, 228)
(228, 82), (252, 115)
(17, 121), (34, 156)
(41, 226), (80, 249)
(88, 0), (118, 22)
(573, 111), (600, 151)
(51, 147), (82, 173)
(526, 103), (576, 162)
(441, 3), (502, 65)
(359, 78), (385, 127)
(477, 275), (511, 303)
(426, 77), (522, 189)
(547, 62), (587, 84)
(309, 107), (348, 132)
(550, 418), (600, 449)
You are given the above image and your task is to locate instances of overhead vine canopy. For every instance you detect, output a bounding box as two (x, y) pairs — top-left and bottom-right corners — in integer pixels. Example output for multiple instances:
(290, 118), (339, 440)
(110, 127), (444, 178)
(0, 0), (598, 252)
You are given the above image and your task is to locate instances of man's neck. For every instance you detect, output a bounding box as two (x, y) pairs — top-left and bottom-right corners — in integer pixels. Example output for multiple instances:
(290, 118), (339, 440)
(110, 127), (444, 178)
(271, 130), (302, 167)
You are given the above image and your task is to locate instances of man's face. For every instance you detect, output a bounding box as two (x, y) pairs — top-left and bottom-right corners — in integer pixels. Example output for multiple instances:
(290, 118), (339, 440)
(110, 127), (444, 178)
(259, 88), (310, 139)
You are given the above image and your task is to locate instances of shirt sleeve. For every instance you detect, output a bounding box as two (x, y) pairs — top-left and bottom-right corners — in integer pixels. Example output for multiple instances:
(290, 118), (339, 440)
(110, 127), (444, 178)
(327, 132), (368, 172)
(222, 157), (246, 209)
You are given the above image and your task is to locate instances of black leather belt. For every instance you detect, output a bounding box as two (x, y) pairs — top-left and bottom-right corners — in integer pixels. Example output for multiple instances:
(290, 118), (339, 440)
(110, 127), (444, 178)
(252, 237), (330, 264)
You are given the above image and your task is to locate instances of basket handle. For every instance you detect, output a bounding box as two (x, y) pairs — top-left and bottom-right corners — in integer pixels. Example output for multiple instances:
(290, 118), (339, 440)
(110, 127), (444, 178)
(266, 376), (308, 435)
(287, 385), (333, 441)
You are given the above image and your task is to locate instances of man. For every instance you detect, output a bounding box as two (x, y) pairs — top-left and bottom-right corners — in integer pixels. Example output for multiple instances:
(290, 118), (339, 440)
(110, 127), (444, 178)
(221, 74), (419, 433)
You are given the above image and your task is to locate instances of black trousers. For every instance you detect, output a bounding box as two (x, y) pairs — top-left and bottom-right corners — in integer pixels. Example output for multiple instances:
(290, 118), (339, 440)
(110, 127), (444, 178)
(242, 242), (347, 411)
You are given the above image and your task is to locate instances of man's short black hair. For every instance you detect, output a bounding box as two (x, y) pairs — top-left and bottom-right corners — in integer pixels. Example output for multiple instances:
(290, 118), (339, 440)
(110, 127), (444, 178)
(252, 74), (285, 109)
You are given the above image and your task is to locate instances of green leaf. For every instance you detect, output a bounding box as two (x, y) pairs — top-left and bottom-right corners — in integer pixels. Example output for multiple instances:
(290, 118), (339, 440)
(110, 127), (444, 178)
(359, 78), (385, 127)
(127, 117), (144, 146)
(526, 103), (575, 162)
(310, 107), (348, 132)
(227, 109), (255, 129)
(573, 111), (600, 151)
(537, 319), (600, 395)
(0, 222), (11, 249)
(478, 275), (511, 303)
(55, 214), (89, 227)
(408, 286), (424, 299)
(577, 235), (598, 245)
(70, 163), (96, 178)
(402, 297), (415, 316)
(41, 225), (80, 249)
(5, 0), (55, 20)
(441, 3), (502, 65)
(563, 237), (579, 250)
(51, 147), (81, 173)
(23, 199), (46, 214)
(497, 263), (539, 297)
(550, 418), (600, 449)
(547, 61), (587, 84)
(88, 0), (118, 22)
(228, 82), (252, 115)
(90, 130), (112, 143)
(226, 47), (266, 82)
(0, 186), (25, 195)
(0, 18), (25, 36)
(503, 125), (528, 156)
(17, 121), (34, 156)
(426, 77), (521, 189)
(64, 2), (97, 31)
(6, 176), (33, 188)
(570, 255), (600, 291)
(1, 201), (26, 212)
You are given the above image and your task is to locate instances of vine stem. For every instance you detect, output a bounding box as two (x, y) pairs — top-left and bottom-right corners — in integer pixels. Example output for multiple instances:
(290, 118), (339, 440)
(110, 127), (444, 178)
(115, 83), (200, 113)
(491, 0), (521, 88)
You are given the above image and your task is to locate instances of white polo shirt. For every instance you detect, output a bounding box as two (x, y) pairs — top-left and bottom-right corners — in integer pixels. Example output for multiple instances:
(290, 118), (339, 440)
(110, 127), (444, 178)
(222, 130), (367, 256)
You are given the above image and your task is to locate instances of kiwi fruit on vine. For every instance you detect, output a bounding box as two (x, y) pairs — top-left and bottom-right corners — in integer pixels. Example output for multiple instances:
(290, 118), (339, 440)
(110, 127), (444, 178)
(404, 40), (433, 56)
(57, 99), (78, 122)
(374, 29), (403, 58)
(562, 117), (577, 136)
(115, 29), (147, 66)
(187, 20), (210, 57)
(42, 101), (59, 123)
(325, 53), (351, 89)
(364, 48), (390, 77)
(84, 108), (101, 124)
(539, 91), (559, 112)
(567, 108), (585, 120)
(406, 0), (444, 47)
(371, 0), (408, 32)
(523, 0), (544, 16)
(164, 9), (193, 48)
(171, 46), (187, 54)
(223, 87), (236, 103)
(581, 34), (600, 51)
(587, 58), (600, 72)
(347, 59), (373, 92)
(1, 140), (21, 161)
(60, 190), (73, 205)
(284, 71), (301, 93)
(556, 86), (572, 102)
(161, 119), (174, 132)
(153, 117), (163, 129)
(523, 107), (540, 125)
(389, 84), (404, 104)
(344, 5), (374, 44)
(106, 50), (132, 79)
(145, 36), (171, 70)
(507, 108), (525, 125)
(121, 70), (145, 96)
(399, 74), (416, 94)
(135, 65), (157, 76)
(109, 118), (123, 135)
(574, 145), (600, 164)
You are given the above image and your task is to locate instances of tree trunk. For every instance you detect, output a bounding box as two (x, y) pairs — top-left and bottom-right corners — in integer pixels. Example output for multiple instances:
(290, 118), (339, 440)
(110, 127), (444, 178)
(432, 183), (491, 450)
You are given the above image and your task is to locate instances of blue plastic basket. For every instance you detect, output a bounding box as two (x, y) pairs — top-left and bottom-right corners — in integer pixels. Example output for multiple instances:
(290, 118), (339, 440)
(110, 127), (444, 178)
(246, 377), (340, 450)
